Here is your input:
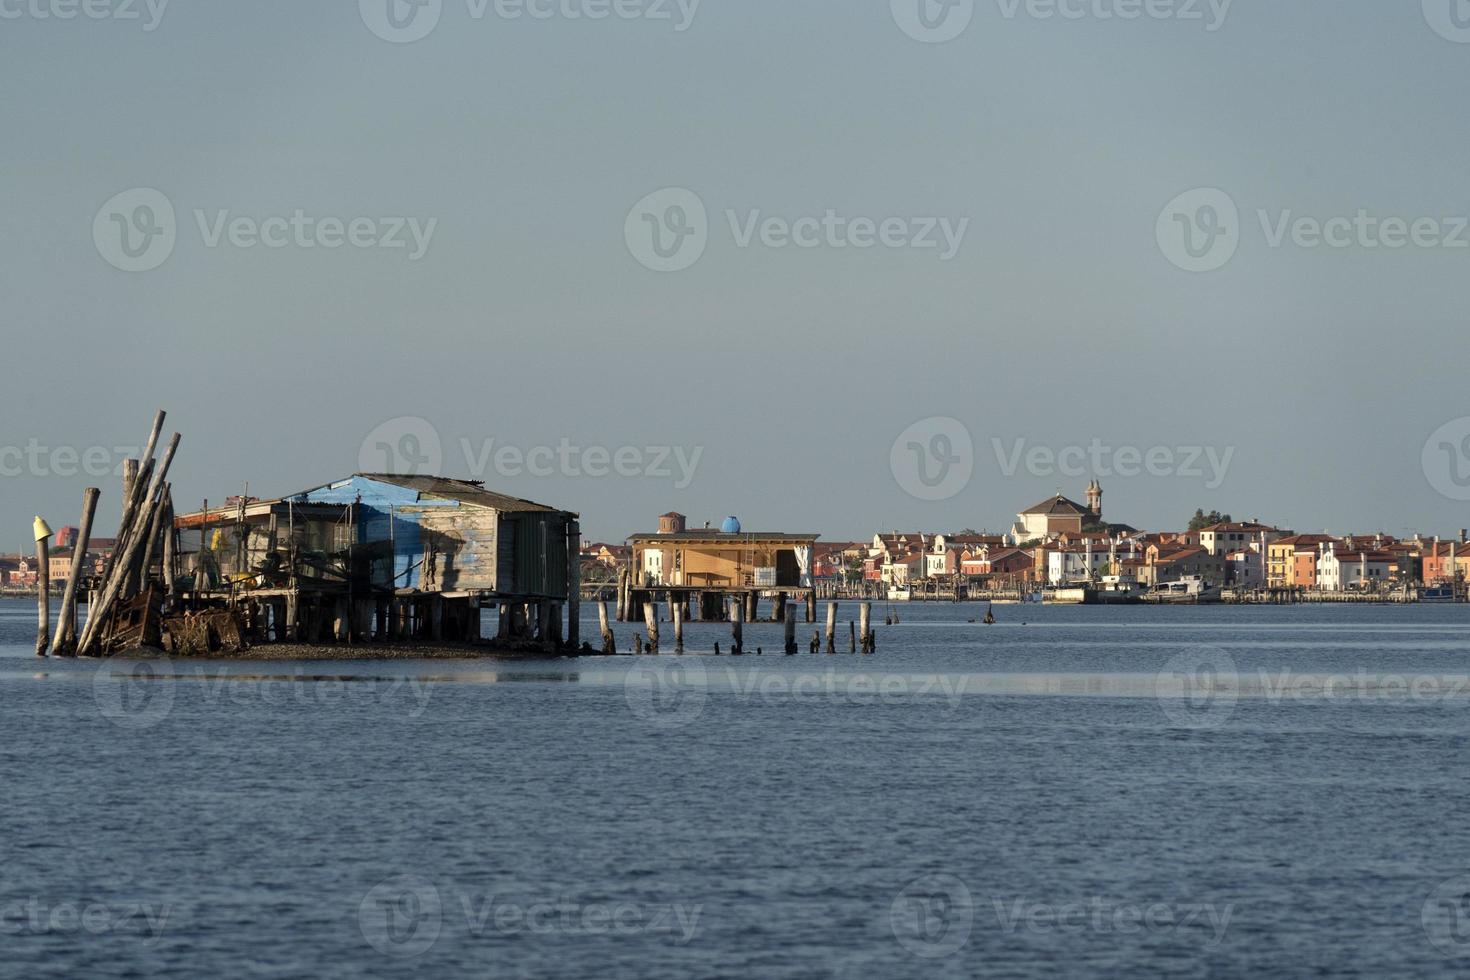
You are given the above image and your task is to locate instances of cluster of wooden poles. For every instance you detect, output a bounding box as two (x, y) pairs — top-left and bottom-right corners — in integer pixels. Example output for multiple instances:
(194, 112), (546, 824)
(36, 409), (181, 657)
(593, 597), (876, 656)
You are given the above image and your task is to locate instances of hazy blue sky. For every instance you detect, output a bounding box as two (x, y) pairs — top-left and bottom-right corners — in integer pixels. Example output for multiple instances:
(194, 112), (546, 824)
(3, 0), (1469, 546)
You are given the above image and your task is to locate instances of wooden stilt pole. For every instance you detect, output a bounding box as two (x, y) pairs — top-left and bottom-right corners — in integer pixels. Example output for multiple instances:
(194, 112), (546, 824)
(731, 596), (744, 654)
(536, 601), (551, 647)
(825, 601), (837, 654)
(643, 600), (659, 653)
(849, 620), (856, 654)
(53, 488), (100, 656)
(286, 589), (299, 641)
(783, 605), (797, 655)
(34, 519), (52, 656)
(672, 599), (684, 652)
(160, 490), (176, 601)
(860, 602), (872, 652)
(567, 520), (581, 649)
(597, 601), (614, 654)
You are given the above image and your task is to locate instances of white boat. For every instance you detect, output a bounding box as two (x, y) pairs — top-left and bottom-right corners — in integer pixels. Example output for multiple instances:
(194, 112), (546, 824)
(887, 586), (912, 602)
(1149, 575), (1222, 604)
(1092, 576), (1145, 605)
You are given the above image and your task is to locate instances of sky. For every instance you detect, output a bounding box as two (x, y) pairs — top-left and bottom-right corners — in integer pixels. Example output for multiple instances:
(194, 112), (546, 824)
(2, 0), (1469, 547)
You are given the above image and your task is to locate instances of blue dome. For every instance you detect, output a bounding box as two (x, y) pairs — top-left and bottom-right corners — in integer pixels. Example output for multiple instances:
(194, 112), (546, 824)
(720, 516), (742, 533)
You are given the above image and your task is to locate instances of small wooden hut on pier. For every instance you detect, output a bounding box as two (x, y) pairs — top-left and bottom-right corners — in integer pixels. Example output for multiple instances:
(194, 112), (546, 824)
(623, 513), (819, 624)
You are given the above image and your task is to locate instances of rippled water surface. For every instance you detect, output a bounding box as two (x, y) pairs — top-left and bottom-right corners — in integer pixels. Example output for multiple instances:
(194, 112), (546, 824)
(5, 598), (1470, 978)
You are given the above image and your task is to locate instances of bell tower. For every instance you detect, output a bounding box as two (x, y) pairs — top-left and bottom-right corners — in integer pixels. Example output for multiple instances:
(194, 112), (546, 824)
(1086, 480), (1103, 520)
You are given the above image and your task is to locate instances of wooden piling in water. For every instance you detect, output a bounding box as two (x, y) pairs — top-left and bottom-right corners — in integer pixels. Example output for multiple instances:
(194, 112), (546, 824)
(566, 520), (581, 649)
(53, 487), (100, 656)
(643, 600), (659, 653)
(34, 520), (51, 657)
(731, 596), (744, 654)
(783, 605), (797, 654)
(806, 592), (816, 623)
(672, 599), (684, 652)
(859, 602), (871, 652)
(597, 601), (615, 654)
(849, 621), (856, 653)
(825, 602), (837, 654)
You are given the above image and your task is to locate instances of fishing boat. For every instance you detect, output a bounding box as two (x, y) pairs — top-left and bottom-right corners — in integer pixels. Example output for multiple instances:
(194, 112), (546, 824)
(1149, 575), (1223, 604)
(1419, 584), (1458, 603)
(1092, 575), (1145, 605)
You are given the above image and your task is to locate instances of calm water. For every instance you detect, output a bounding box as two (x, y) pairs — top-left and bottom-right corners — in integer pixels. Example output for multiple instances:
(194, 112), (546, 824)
(4, 597), (1470, 978)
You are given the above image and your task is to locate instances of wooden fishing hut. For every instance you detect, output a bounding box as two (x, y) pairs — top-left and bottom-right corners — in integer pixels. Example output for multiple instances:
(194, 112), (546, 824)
(172, 473), (581, 649)
(622, 512), (819, 625)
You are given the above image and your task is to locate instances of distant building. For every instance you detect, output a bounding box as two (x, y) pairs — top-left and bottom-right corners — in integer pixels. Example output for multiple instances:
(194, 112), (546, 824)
(1142, 547), (1227, 587)
(1317, 545), (1395, 591)
(1198, 522), (1285, 557)
(1011, 493), (1092, 542)
(1266, 534), (1335, 588)
(629, 517), (818, 588)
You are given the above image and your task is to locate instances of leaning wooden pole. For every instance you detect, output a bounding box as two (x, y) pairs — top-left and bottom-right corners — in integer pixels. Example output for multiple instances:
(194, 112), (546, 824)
(106, 411), (165, 588)
(134, 484), (169, 593)
(34, 518), (52, 657)
(160, 490), (176, 600)
(79, 432), (180, 655)
(52, 488), (100, 656)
